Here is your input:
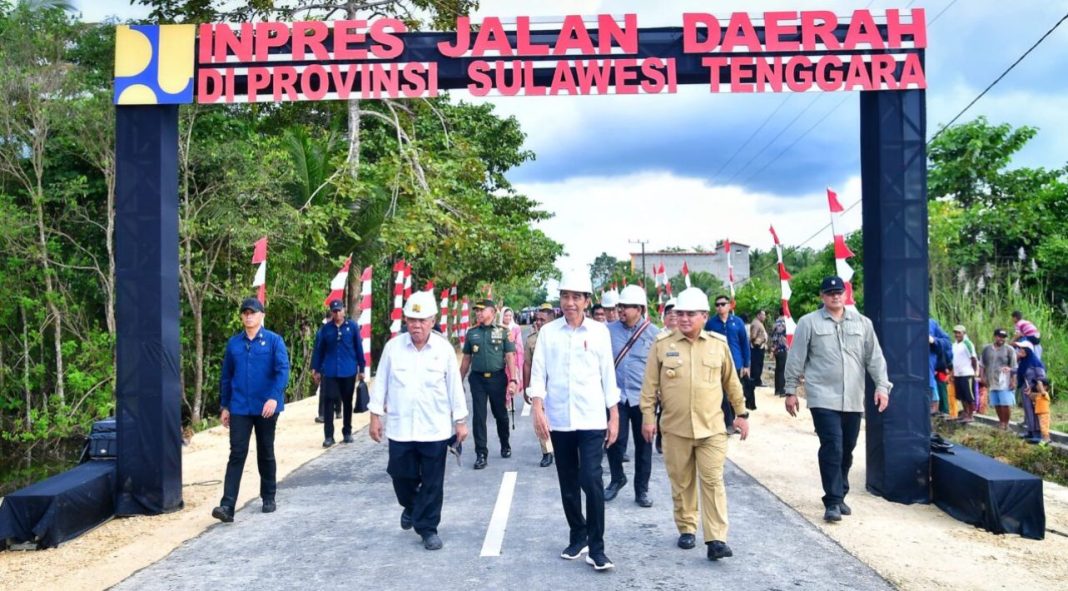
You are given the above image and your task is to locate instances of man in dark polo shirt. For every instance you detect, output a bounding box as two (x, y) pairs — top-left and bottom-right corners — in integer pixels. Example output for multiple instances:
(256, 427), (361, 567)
(460, 299), (518, 469)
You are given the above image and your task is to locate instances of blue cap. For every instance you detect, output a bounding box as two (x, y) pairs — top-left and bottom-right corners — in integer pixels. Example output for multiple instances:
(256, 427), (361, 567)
(820, 276), (845, 294)
(329, 299), (344, 311)
(240, 297), (264, 313)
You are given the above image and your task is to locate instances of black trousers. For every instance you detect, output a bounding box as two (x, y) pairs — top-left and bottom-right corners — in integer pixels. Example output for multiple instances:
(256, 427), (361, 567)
(722, 369), (742, 429)
(470, 371), (509, 456)
(387, 438), (448, 536)
(221, 413), (278, 508)
(321, 375), (356, 439)
(550, 429), (607, 555)
(810, 408), (862, 508)
(750, 346), (765, 387)
(318, 390), (340, 418)
(774, 350), (787, 395)
(607, 402), (651, 495)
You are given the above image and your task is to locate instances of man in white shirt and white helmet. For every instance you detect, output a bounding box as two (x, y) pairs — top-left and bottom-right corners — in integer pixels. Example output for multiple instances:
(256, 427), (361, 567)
(369, 290), (469, 551)
(529, 269), (621, 571)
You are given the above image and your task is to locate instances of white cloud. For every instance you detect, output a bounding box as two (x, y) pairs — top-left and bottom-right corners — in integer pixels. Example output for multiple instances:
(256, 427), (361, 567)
(518, 171), (863, 273)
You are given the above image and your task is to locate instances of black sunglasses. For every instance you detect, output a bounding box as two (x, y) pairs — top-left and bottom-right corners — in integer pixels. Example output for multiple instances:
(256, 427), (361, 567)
(714, 302), (729, 307)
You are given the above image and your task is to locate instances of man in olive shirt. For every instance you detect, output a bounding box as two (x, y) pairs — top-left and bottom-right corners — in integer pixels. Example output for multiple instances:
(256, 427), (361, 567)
(523, 304), (556, 467)
(640, 287), (748, 562)
(461, 299), (518, 469)
(784, 276), (892, 523)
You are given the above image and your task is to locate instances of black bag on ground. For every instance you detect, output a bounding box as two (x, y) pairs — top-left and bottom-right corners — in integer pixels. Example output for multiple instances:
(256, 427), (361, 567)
(80, 418), (118, 463)
(354, 381), (370, 413)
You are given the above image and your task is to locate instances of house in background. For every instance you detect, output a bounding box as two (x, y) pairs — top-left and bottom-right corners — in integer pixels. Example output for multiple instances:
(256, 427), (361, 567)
(630, 242), (751, 288)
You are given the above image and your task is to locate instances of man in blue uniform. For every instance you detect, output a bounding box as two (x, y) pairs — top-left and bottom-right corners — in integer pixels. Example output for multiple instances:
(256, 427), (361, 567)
(705, 295), (750, 430)
(212, 297), (290, 522)
(312, 299), (366, 447)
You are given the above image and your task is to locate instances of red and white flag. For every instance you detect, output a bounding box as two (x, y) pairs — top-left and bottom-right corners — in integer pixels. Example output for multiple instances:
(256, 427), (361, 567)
(357, 266), (373, 369)
(390, 260), (405, 338)
(459, 297), (470, 347)
(724, 238), (735, 308)
(322, 256), (352, 309)
(402, 261), (413, 301)
(449, 285), (459, 339)
(251, 236), (268, 304)
(769, 225), (797, 347)
(682, 260), (691, 288)
(439, 287), (450, 336)
(827, 188), (857, 309)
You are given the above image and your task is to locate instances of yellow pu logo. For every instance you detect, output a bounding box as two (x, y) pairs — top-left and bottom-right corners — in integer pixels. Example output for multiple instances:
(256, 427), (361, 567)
(114, 25), (196, 105)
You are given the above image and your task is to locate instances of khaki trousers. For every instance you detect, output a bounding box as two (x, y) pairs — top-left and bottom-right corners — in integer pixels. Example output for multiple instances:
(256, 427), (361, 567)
(662, 431), (729, 542)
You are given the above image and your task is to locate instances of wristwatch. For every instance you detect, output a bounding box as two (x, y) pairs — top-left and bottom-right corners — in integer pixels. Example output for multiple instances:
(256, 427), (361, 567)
(509, 378), (518, 383)
(738, 412), (750, 419)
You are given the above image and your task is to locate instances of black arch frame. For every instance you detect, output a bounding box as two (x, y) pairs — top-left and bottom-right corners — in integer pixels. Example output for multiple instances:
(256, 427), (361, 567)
(113, 20), (930, 514)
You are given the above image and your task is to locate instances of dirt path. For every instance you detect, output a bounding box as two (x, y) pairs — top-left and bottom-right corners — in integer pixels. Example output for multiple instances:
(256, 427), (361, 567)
(728, 387), (1068, 591)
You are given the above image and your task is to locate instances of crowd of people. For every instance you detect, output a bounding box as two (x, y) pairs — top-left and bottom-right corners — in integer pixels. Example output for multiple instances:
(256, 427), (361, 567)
(928, 311), (1052, 445)
(204, 272), (1052, 570)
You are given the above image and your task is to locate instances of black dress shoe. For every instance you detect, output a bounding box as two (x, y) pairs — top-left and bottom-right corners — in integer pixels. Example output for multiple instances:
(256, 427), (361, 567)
(540, 453), (554, 467)
(824, 505), (842, 522)
(335, 411), (342, 419)
(655, 438), (663, 454)
(501, 446), (512, 458)
(262, 499), (276, 513)
(342, 435), (354, 443)
(677, 533), (696, 549)
(838, 501), (852, 516)
(474, 454), (487, 470)
(422, 533), (443, 550)
(211, 505), (234, 523)
(603, 477), (627, 502)
(400, 508), (413, 530)
(314, 416), (324, 423)
(323, 438), (335, 448)
(707, 540), (733, 560)
(635, 493), (653, 508)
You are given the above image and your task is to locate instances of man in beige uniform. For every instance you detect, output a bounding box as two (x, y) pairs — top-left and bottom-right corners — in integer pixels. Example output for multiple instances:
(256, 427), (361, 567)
(641, 287), (748, 561)
(523, 303), (555, 467)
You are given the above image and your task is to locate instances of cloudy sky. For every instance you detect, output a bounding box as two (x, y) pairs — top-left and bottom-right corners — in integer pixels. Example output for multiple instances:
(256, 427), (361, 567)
(80, 0), (1068, 276)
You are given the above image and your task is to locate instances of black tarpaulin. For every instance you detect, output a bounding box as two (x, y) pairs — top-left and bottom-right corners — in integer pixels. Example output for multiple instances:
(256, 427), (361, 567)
(114, 105), (184, 515)
(0, 460), (116, 549)
(931, 445), (1045, 540)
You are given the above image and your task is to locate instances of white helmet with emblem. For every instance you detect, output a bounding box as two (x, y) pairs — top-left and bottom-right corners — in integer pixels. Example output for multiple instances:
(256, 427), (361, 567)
(675, 287), (710, 312)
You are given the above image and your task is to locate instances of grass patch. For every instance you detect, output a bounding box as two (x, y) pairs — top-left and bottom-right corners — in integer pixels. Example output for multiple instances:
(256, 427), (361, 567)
(936, 420), (1068, 486)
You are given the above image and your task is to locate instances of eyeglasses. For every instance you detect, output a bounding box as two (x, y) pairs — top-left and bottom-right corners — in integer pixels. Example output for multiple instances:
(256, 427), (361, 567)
(714, 302), (729, 307)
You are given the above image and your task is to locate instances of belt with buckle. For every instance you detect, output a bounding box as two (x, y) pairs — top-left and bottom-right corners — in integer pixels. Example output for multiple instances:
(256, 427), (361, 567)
(483, 372), (492, 378)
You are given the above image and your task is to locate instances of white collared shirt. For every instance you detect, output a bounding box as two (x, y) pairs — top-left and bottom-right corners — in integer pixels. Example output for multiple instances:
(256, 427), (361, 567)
(369, 332), (468, 442)
(527, 316), (620, 431)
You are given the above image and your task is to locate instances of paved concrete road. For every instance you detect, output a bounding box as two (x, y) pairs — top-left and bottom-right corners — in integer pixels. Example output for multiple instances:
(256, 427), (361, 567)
(116, 393), (892, 591)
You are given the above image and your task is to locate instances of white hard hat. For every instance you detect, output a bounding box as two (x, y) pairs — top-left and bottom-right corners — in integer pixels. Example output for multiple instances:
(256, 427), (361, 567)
(664, 298), (678, 310)
(403, 290), (437, 319)
(675, 287), (710, 312)
(618, 285), (647, 307)
(601, 289), (619, 307)
(558, 270), (593, 295)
